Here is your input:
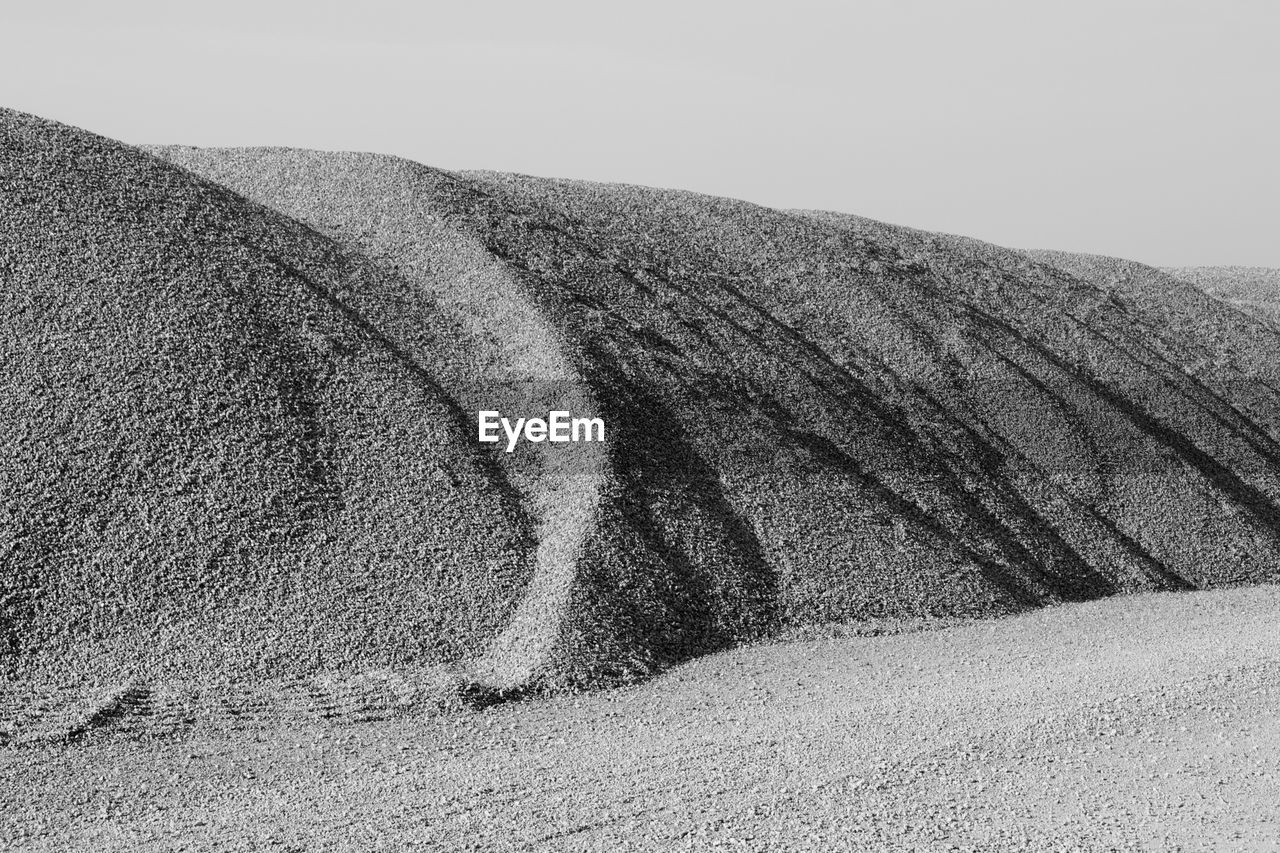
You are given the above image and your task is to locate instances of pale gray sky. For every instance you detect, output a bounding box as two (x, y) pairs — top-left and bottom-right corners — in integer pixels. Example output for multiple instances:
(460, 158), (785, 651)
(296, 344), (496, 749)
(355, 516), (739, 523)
(4, 0), (1277, 266)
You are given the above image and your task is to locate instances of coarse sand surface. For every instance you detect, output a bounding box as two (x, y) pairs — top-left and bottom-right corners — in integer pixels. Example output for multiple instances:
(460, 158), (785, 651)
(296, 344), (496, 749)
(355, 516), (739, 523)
(4, 586), (1278, 851)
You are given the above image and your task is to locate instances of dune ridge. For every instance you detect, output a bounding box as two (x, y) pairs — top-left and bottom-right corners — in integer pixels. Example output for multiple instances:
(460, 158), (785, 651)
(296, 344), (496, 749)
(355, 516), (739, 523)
(1164, 266), (1280, 328)
(0, 110), (539, 734)
(3, 108), (1280, 738)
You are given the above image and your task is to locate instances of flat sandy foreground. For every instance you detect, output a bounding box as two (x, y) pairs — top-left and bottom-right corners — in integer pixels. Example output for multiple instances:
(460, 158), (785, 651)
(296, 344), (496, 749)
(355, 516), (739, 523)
(4, 587), (1279, 852)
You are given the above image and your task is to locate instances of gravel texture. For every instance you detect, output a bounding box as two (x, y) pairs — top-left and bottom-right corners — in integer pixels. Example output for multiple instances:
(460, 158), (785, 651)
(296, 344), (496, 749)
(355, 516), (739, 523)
(0, 110), (535, 729)
(4, 585), (1279, 851)
(4, 107), (1280, 745)
(1164, 266), (1280, 328)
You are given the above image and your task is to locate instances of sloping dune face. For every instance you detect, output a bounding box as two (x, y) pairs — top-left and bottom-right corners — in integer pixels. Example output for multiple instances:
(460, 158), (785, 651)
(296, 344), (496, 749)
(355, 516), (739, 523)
(157, 150), (1280, 687)
(1165, 266), (1280, 327)
(0, 111), (534, 693)
(445, 176), (1280, 598)
(6, 108), (1280, 730)
(150, 148), (782, 689)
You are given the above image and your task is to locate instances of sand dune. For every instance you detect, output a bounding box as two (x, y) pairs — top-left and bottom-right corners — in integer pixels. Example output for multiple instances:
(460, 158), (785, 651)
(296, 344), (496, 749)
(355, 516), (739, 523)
(0, 110), (535, 717)
(1165, 265), (1280, 327)
(4, 108), (1280, 739)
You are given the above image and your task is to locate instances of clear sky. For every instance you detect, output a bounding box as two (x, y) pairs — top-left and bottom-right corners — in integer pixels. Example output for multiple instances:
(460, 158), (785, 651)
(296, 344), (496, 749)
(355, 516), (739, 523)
(4, 0), (1277, 266)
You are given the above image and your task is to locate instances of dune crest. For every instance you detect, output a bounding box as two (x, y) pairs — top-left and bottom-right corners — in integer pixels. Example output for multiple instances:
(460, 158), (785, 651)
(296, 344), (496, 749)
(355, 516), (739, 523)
(4, 109), (1280, 738)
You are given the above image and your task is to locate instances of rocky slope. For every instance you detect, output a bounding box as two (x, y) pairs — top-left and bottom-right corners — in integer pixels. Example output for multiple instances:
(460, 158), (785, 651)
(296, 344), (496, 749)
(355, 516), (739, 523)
(0, 110), (535, 716)
(3, 108), (1279, 737)
(1165, 265), (1280, 327)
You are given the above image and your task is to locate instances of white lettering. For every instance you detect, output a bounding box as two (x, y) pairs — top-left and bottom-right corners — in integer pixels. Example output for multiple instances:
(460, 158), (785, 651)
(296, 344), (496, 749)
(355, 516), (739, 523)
(549, 410), (571, 442)
(478, 410), (500, 443)
(478, 411), (604, 451)
(502, 417), (525, 453)
(573, 416), (605, 442)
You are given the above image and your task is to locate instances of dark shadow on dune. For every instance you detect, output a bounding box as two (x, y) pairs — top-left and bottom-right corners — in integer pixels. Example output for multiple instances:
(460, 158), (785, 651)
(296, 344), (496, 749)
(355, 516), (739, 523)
(783, 423), (1115, 607)
(631, 244), (1229, 602)
(591, 366), (783, 669)
(1066, 310), (1280, 474)
(963, 305), (1280, 542)
(421, 170), (1280, 680)
(902, 358), (1195, 592)
(634, 264), (1130, 604)
(259, 250), (536, 546)
(420, 187), (783, 670)
(453, 189), (1126, 611)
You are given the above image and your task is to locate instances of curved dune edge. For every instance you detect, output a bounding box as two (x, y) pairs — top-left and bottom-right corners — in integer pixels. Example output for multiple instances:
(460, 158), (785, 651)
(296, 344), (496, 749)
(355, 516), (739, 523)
(7, 110), (1280, 740)
(146, 149), (620, 693)
(150, 150), (787, 695)
(459, 173), (1280, 607)
(0, 116), (545, 739)
(468, 173), (1280, 571)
